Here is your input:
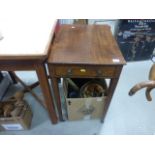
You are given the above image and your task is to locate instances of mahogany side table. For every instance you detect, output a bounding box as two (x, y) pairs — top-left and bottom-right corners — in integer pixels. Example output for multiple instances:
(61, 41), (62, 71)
(48, 24), (126, 122)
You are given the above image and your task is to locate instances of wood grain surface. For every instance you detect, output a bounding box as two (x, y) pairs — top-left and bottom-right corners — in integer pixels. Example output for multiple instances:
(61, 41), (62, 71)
(49, 24), (126, 65)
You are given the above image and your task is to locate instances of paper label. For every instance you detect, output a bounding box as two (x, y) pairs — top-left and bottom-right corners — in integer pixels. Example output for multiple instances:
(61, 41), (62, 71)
(1, 124), (23, 130)
(83, 115), (91, 120)
(112, 59), (120, 63)
(97, 97), (102, 102)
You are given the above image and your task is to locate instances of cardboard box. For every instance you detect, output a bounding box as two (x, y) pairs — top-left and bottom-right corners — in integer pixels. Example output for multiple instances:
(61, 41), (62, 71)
(0, 101), (33, 131)
(63, 79), (107, 121)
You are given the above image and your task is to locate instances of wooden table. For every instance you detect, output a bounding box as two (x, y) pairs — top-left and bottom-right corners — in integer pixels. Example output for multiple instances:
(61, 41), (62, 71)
(0, 18), (58, 124)
(48, 24), (126, 122)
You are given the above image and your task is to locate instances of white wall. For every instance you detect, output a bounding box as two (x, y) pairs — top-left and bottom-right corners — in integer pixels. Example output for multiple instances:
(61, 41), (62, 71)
(88, 19), (119, 36)
(59, 19), (119, 36)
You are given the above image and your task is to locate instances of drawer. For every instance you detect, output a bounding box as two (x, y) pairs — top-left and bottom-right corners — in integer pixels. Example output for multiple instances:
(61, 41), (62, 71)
(53, 66), (117, 77)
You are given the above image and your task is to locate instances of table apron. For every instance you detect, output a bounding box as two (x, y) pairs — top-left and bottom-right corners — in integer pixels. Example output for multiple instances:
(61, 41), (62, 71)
(48, 65), (123, 78)
(0, 61), (44, 71)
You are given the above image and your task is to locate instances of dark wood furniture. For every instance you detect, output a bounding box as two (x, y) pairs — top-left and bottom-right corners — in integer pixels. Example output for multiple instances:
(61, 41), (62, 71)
(0, 19), (58, 124)
(48, 24), (126, 121)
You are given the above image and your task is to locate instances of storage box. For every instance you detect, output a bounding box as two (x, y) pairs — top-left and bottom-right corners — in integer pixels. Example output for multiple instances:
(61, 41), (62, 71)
(63, 78), (107, 121)
(0, 101), (33, 131)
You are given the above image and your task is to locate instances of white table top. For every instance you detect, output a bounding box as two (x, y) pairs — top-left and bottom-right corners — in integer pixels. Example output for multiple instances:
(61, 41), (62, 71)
(0, 17), (57, 58)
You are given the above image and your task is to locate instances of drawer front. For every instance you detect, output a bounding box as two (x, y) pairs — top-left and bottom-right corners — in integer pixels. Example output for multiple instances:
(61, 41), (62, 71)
(54, 66), (117, 77)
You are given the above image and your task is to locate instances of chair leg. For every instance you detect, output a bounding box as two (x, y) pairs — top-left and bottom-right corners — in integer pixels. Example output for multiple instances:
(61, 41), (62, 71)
(8, 71), (17, 84)
(9, 71), (46, 108)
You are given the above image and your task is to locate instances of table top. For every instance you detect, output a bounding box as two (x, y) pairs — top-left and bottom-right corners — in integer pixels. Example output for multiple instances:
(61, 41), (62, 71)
(0, 17), (57, 60)
(48, 24), (126, 65)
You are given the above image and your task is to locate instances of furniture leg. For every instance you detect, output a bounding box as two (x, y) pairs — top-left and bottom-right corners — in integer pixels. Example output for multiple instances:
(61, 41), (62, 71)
(23, 75), (50, 93)
(101, 78), (120, 123)
(10, 71), (45, 108)
(36, 64), (58, 124)
(51, 77), (63, 121)
(101, 67), (123, 122)
(8, 71), (17, 84)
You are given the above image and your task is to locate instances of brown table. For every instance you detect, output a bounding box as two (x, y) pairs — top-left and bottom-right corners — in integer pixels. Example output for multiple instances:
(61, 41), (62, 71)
(0, 18), (58, 124)
(48, 24), (126, 122)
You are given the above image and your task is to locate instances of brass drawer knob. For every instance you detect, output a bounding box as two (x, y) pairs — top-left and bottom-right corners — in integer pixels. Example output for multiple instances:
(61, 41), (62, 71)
(80, 69), (86, 72)
(67, 69), (72, 75)
(96, 70), (102, 76)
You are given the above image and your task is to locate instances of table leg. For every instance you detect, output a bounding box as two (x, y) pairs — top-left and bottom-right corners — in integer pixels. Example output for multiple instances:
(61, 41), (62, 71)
(51, 77), (64, 121)
(101, 67), (123, 123)
(36, 64), (58, 124)
(101, 78), (120, 123)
